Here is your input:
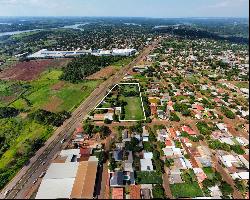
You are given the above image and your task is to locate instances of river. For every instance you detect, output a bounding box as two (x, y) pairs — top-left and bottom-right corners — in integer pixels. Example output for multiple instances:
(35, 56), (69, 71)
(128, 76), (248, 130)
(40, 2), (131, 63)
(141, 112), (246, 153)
(0, 23), (89, 37)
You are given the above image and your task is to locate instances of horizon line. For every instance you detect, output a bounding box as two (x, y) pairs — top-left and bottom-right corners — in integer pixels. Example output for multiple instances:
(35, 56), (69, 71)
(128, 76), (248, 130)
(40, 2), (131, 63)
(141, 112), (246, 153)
(0, 16), (249, 19)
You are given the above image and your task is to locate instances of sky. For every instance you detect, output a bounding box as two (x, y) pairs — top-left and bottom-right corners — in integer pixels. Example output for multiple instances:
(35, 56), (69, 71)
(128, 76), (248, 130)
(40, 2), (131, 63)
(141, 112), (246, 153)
(0, 0), (249, 18)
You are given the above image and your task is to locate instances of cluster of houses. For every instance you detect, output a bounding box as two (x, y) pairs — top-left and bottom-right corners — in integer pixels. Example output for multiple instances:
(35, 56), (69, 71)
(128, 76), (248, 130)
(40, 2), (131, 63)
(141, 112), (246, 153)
(108, 126), (156, 199)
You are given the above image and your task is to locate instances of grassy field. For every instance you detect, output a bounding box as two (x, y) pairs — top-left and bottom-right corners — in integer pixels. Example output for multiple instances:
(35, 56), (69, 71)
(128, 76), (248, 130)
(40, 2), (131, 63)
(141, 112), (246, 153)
(0, 118), (53, 169)
(0, 69), (103, 189)
(170, 182), (204, 198)
(234, 81), (249, 89)
(123, 97), (145, 120)
(136, 171), (163, 184)
(10, 70), (102, 112)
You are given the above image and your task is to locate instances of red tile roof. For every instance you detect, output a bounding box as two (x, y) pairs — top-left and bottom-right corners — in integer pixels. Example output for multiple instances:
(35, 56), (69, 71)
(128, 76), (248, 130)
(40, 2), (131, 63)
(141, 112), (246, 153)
(112, 188), (124, 199)
(194, 104), (205, 111)
(168, 128), (177, 139)
(168, 101), (174, 106)
(130, 185), (141, 199)
(165, 140), (173, 147)
(150, 105), (157, 115)
(181, 125), (196, 135)
(76, 127), (83, 133)
(80, 148), (91, 157)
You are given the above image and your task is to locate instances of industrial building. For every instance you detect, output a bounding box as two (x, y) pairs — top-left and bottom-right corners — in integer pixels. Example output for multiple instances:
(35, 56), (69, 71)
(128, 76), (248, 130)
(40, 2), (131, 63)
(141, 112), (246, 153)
(35, 149), (99, 199)
(28, 48), (137, 59)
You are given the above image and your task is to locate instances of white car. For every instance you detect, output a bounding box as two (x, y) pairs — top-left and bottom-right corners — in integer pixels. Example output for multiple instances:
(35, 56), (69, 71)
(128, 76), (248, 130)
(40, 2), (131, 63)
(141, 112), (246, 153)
(4, 190), (10, 197)
(61, 139), (66, 144)
(33, 179), (38, 184)
(39, 172), (46, 178)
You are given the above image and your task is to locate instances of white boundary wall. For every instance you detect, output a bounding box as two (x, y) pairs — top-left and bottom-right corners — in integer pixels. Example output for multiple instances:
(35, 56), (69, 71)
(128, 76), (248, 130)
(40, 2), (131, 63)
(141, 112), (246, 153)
(94, 82), (146, 122)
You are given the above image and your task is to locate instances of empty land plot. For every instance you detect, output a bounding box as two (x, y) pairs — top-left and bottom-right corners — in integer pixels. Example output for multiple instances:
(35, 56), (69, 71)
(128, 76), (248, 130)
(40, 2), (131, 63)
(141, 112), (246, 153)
(123, 96), (144, 120)
(86, 66), (117, 80)
(11, 70), (102, 113)
(234, 81), (249, 89)
(170, 183), (203, 198)
(0, 59), (70, 81)
(96, 83), (145, 121)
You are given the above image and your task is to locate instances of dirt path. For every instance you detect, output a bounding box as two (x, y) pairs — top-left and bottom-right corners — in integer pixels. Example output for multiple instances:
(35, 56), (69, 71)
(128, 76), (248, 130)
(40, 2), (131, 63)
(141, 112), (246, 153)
(163, 167), (173, 199)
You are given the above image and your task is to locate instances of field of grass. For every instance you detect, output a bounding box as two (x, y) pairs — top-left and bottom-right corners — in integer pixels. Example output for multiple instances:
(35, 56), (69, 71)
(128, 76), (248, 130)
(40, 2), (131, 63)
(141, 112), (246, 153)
(112, 57), (134, 67)
(123, 97), (145, 120)
(136, 171), (163, 184)
(0, 69), (103, 189)
(234, 81), (249, 89)
(0, 117), (53, 189)
(10, 70), (102, 112)
(170, 182), (204, 198)
(0, 118), (53, 169)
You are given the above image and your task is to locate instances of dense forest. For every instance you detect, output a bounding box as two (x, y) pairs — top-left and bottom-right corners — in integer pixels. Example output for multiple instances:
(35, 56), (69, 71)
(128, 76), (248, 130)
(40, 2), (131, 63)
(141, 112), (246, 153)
(60, 55), (127, 83)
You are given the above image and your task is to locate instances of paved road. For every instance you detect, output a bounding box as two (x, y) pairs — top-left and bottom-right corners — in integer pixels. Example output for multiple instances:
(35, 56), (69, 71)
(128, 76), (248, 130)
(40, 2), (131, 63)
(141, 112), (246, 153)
(0, 39), (160, 199)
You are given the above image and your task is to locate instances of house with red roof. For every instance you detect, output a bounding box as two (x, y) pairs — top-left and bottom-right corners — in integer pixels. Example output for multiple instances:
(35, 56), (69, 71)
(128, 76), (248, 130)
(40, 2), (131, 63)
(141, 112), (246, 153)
(193, 168), (207, 183)
(181, 125), (197, 136)
(130, 185), (141, 199)
(168, 128), (177, 139)
(165, 139), (174, 148)
(150, 104), (157, 116)
(112, 188), (124, 199)
(192, 104), (205, 111)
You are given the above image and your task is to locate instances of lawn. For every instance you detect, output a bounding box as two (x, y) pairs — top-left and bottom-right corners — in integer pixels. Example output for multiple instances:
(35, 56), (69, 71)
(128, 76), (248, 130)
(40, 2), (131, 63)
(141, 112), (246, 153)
(234, 82), (249, 89)
(10, 70), (102, 112)
(96, 83), (145, 121)
(170, 183), (204, 198)
(123, 97), (145, 120)
(136, 171), (163, 184)
(203, 167), (215, 179)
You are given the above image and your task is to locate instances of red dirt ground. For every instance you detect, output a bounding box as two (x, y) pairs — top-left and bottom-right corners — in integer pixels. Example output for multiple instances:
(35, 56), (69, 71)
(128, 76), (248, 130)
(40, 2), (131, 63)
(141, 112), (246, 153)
(0, 59), (70, 81)
(51, 81), (65, 91)
(43, 96), (63, 112)
(87, 66), (117, 80)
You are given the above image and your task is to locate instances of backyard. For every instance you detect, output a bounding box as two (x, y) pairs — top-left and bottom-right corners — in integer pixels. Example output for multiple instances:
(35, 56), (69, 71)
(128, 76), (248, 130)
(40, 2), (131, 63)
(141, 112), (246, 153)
(135, 171), (163, 184)
(170, 182), (204, 198)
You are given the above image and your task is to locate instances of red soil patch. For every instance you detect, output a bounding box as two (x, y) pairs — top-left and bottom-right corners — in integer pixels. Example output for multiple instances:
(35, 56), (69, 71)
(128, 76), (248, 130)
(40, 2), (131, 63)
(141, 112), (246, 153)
(43, 96), (63, 112)
(87, 66), (117, 80)
(51, 81), (65, 91)
(0, 59), (70, 81)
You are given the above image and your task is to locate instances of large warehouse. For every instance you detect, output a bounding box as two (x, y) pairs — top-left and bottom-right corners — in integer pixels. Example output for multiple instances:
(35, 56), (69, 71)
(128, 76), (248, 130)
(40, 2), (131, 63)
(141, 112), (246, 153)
(35, 149), (99, 199)
(27, 48), (137, 58)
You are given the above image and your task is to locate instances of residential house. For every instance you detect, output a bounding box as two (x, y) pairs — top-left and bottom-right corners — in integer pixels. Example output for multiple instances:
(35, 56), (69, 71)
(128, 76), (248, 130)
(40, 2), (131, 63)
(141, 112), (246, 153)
(110, 171), (124, 187)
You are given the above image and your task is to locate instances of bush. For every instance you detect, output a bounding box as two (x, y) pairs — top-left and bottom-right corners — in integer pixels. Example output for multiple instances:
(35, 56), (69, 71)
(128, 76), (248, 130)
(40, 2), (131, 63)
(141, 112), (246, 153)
(219, 181), (233, 196)
(170, 112), (180, 122)
(221, 106), (236, 119)
(0, 107), (19, 119)
(152, 184), (166, 199)
(28, 109), (71, 127)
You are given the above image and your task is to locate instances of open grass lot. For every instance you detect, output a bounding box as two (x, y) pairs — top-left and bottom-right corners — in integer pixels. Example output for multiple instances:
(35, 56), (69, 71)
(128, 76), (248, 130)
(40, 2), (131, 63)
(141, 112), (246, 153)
(0, 117), (53, 188)
(203, 167), (215, 179)
(123, 97), (145, 120)
(0, 69), (103, 189)
(170, 183), (204, 198)
(0, 81), (27, 106)
(96, 83), (145, 121)
(10, 70), (102, 112)
(136, 171), (163, 184)
(234, 81), (249, 89)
